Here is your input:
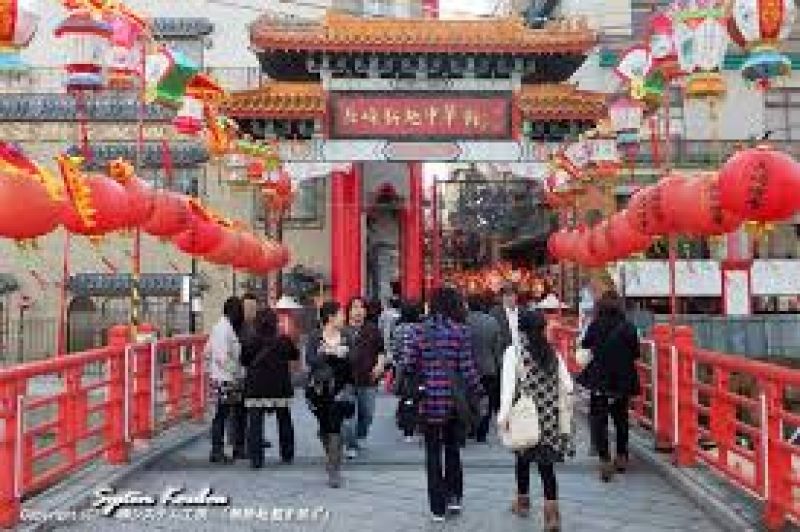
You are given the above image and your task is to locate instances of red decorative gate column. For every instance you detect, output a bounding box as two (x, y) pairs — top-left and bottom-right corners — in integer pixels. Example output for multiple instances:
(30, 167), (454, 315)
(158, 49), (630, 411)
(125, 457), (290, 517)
(402, 162), (424, 300)
(331, 165), (363, 305)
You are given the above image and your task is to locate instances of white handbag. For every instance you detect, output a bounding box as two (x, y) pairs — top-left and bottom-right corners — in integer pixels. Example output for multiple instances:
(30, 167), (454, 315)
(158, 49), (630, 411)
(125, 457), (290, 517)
(501, 393), (540, 450)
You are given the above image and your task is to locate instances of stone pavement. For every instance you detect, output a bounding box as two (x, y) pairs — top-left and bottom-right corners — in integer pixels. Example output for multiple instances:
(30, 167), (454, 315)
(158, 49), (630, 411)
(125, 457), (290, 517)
(57, 395), (723, 532)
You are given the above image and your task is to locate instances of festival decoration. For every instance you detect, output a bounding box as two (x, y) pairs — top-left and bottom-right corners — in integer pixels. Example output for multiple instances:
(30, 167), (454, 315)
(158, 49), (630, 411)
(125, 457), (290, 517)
(261, 168), (295, 221)
(172, 200), (224, 256)
(0, 142), (63, 240)
(144, 46), (199, 108)
(676, 172), (743, 235)
(141, 190), (191, 237)
(615, 45), (665, 110)
(728, 0), (796, 89)
(54, 9), (113, 91)
(204, 225), (242, 265)
(105, 5), (147, 89)
(585, 121), (622, 180)
(606, 210), (652, 256)
(107, 158), (154, 227)
(59, 155), (129, 236)
(174, 73), (225, 136)
(0, 0), (41, 71)
(718, 144), (800, 222)
(673, 1), (729, 98)
(649, 11), (682, 79)
(609, 97), (644, 147)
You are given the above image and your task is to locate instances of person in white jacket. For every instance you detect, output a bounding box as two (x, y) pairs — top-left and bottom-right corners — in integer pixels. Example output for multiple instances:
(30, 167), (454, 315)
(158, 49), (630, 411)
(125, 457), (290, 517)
(208, 296), (246, 463)
(497, 310), (574, 532)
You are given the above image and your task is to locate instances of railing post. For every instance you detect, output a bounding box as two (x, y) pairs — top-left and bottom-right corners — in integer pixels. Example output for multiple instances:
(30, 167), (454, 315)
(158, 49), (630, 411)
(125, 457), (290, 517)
(652, 324), (675, 452)
(105, 348), (129, 464)
(166, 343), (183, 422)
(59, 367), (80, 468)
(674, 326), (697, 467)
(0, 381), (21, 528)
(132, 344), (154, 439)
(762, 378), (789, 530)
(191, 341), (205, 422)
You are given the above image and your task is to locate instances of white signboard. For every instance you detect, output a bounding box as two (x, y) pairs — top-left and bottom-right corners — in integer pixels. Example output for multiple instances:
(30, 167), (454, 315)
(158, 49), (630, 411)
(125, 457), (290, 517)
(611, 261), (721, 297)
(752, 260), (800, 295)
(723, 269), (751, 316)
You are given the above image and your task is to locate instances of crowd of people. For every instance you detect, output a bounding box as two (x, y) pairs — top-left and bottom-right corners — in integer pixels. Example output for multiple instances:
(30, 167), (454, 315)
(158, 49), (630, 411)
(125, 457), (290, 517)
(205, 283), (641, 530)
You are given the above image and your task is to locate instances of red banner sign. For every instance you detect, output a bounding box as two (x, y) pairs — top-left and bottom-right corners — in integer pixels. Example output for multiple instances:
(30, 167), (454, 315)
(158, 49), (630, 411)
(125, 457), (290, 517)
(330, 93), (512, 140)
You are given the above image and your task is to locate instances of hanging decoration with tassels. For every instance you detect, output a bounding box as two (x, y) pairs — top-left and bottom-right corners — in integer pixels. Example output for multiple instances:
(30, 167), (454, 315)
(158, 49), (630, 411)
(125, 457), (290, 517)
(0, 0), (41, 72)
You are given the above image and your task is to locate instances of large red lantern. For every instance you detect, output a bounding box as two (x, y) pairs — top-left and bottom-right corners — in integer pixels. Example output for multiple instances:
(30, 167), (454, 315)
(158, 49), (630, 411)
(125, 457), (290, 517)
(172, 201), (224, 256)
(718, 145), (800, 222)
(607, 211), (652, 257)
(588, 221), (615, 263)
(689, 172), (743, 236)
(658, 172), (693, 234)
(626, 179), (678, 236)
(204, 228), (241, 265)
(62, 174), (129, 236)
(142, 191), (191, 237)
(108, 159), (154, 227)
(232, 232), (262, 271)
(574, 230), (604, 267)
(0, 162), (63, 239)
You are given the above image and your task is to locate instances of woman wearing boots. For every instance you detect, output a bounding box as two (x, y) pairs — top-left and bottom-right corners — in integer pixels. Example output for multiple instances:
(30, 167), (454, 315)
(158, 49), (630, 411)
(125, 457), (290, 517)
(242, 309), (300, 468)
(305, 301), (355, 488)
(578, 290), (640, 482)
(498, 310), (574, 532)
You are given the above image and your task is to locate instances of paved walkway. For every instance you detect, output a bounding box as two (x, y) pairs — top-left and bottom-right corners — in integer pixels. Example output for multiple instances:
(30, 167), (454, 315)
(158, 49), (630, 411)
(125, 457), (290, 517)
(58, 396), (723, 531)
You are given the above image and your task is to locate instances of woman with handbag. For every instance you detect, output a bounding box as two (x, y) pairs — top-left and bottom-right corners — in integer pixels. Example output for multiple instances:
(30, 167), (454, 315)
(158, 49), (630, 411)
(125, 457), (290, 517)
(208, 296), (247, 463)
(497, 310), (574, 532)
(577, 290), (640, 482)
(304, 301), (355, 488)
(242, 308), (300, 468)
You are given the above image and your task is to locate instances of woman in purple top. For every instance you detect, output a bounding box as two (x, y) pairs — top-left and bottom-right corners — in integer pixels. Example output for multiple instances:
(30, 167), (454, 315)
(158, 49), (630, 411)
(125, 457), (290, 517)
(404, 287), (483, 523)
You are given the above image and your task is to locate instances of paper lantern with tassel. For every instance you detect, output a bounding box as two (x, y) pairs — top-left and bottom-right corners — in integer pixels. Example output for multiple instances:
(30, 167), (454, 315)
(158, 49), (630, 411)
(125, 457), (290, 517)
(0, 0), (41, 72)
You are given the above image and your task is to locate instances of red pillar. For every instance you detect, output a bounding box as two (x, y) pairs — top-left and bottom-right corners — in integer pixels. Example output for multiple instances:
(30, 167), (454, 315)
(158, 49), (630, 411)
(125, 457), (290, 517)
(403, 163), (424, 300)
(653, 324), (676, 452)
(431, 177), (442, 291)
(331, 165), (362, 305)
(331, 169), (348, 306)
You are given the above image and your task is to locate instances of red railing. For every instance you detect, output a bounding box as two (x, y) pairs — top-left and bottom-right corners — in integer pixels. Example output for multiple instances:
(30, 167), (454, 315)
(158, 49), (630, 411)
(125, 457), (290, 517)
(550, 321), (800, 530)
(0, 335), (207, 528)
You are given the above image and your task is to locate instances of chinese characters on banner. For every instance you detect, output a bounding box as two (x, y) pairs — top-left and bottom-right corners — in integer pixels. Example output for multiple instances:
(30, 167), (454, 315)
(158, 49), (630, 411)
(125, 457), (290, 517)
(331, 93), (512, 140)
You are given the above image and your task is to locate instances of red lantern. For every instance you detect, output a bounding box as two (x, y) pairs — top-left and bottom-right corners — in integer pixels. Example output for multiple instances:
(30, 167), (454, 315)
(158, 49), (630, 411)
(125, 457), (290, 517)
(625, 180), (677, 236)
(63, 174), (129, 235)
(142, 191), (191, 237)
(588, 221), (615, 263)
(687, 173), (743, 236)
(718, 145), (800, 222)
(233, 232), (263, 271)
(607, 211), (652, 257)
(204, 228), (241, 266)
(108, 159), (154, 227)
(574, 230), (604, 267)
(658, 172), (694, 234)
(0, 169), (63, 240)
(247, 160), (265, 181)
(172, 201), (224, 256)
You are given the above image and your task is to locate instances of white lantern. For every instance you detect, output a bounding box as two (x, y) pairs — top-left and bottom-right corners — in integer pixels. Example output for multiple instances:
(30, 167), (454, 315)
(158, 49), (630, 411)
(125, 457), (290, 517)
(54, 11), (112, 91)
(673, 2), (729, 98)
(173, 97), (205, 136)
(106, 10), (146, 89)
(609, 98), (644, 143)
(0, 0), (41, 71)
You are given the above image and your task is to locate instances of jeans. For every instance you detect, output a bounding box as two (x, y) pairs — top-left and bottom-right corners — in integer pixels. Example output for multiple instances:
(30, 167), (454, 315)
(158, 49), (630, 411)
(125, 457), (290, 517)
(211, 399), (246, 455)
(589, 393), (630, 462)
(516, 454), (558, 500)
(424, 418), (463, 516)
(343, 386), (377, 449)
(475, 375), (500, 442)
(247, 407), (295, 465)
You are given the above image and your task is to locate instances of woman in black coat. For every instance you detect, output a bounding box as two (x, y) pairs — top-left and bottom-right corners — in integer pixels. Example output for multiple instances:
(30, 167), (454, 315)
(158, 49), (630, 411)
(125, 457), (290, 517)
(578, 290), (640, 482)
(242, 309), (300, 468)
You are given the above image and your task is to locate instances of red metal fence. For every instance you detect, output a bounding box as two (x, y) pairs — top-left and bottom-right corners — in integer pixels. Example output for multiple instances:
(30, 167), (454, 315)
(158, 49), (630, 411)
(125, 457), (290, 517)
(551, 322), (800, 530)
(0, 335), (207, 528)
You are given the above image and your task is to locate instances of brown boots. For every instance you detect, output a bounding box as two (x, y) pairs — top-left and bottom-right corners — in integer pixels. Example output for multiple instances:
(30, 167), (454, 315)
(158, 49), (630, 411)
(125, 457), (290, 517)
(543, 500), (561, 531)
(510, 494), (530, 517)
(323, 433), (343, 488)
(510, 496), (560, 531)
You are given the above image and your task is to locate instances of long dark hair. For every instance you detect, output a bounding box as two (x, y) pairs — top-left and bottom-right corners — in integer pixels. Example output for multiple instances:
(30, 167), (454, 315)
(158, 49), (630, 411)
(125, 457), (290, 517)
(596, 290), (624, 323)
(223, 296), (244, 332)
(399, 299), (423, 324)
(256, 308), (278, 339)
(429, 287), (466, 323)
(320, 301), (341, 328)
(519, 309), (557, 373)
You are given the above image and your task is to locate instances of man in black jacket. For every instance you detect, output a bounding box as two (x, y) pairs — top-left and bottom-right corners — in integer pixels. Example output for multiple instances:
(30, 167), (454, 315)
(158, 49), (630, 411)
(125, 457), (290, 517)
(465, 295), (503, 443)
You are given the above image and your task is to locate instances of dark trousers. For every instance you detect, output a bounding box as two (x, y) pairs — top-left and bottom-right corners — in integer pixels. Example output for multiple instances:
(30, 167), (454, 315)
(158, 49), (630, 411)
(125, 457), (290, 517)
(516, 454), (558, 500)
(424, 418), (463, 516)
(211, 399), (246, 454)
(590, 393), (630, 461)
(475, 375), (500, 441)
(247, 407), (295, 465)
